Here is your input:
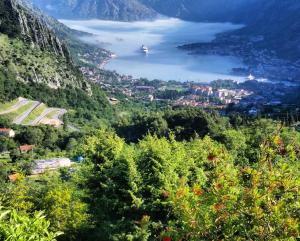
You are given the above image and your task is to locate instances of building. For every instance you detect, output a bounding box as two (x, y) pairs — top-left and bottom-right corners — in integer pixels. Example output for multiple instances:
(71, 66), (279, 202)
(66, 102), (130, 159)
(19, 144), (35, 153)
(108, 97), (119, 105)
(0, 128), (15, 138)
(192, 86), (213, 96)
(32, 158), (72, 175)
(214, 89), (232, 100)
(135, 86), (155, 94)
(248, 107), (258, 116)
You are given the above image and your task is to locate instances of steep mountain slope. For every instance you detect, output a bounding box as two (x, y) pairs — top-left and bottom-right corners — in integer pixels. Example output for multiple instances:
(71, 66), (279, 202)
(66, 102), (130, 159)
(0, 0), (69, 58)
(0, 0), (90, 89)
(142, 0), (300, 61)
(18, 0), (112, 64)
(0, 0), (113, 124)
(141, 0), (258, 22)
(31, 0), (158, 21)
(235, 0), (300, 60)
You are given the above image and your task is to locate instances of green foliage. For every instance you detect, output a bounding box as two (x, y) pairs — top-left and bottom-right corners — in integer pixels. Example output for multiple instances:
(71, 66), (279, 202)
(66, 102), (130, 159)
(0, 207), (62, 241)
(75, 124), (300, 240)
(1, 173), (90, 241)
(167, 133), (300, 240)
(0, 70), (112, 126)
(115, 107), (229, 142)
(0, 34), (85, 89)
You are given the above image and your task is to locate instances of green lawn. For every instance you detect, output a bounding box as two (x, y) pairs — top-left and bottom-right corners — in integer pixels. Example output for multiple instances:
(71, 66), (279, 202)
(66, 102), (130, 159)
(4, 101), (35, 120)
(0, 98), (20, 112)
(22, 104), (46, 125)
(0, 98), (67, 126)
(45, 109), (60, 119)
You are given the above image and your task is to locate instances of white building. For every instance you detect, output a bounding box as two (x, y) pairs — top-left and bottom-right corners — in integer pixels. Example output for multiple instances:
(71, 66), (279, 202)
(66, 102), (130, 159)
(32, 158), (72, 175)
(0, 128), (15, 138)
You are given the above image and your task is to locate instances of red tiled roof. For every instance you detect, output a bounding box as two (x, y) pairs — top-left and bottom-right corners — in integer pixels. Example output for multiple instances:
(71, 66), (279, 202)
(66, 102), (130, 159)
(19, 144), (35, 152)
(0, 128), (11, 132)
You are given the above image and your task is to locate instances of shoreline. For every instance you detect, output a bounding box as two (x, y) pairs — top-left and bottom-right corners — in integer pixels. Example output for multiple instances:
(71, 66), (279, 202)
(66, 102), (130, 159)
(178, 34), (300, 83)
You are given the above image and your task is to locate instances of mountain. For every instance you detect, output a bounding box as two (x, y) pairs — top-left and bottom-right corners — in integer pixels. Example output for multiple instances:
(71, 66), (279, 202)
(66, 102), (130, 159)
(141, 0), (258, 22)
(18, 0), (112, 64)
(0, 0), (69, 58)
(234, 0), (300, 61)
(0, 0), (113, 123)
(30, 0), (158, 21)
(141, 0), (300, 61)
(0, 0), (91, 90)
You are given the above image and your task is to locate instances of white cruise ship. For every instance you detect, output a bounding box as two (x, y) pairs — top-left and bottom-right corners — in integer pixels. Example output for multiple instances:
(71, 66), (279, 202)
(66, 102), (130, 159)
(141, 45), (149, 54)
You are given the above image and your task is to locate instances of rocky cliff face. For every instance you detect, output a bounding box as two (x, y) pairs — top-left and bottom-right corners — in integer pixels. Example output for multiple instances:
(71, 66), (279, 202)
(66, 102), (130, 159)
(0, 0), (92, 90)
(0, 0), (70, 59)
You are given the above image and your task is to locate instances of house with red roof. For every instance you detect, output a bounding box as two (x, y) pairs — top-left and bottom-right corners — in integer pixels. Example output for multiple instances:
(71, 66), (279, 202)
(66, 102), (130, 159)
(0, 128), (15, 138)
(19, 144), (35, 153)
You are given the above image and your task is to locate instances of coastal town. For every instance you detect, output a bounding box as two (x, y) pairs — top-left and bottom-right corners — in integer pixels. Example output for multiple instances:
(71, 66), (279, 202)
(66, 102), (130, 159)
(80, 64), (298, 117)
(178, 33), (300, 81)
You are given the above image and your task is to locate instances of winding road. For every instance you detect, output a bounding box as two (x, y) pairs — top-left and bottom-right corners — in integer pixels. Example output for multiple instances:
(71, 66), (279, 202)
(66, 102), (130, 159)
(13, 101), (40, 125)
(30, 107), (57, 126)
(30, 108), (67, 125)
(1, 97), (69, 127)
(0, 98), (29, 115)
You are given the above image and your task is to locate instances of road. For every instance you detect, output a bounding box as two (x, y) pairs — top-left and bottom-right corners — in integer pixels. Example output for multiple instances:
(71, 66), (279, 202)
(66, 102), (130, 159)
(0, 98), (29, 115)
(29, 107), (56, 126)
(13, 101), (40, 125)
(67, 124), (81, 132)
(51, 109), (67, 124)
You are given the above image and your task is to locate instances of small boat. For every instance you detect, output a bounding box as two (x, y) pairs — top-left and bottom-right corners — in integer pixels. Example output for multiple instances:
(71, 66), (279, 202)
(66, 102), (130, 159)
(141, 45), (149, 54)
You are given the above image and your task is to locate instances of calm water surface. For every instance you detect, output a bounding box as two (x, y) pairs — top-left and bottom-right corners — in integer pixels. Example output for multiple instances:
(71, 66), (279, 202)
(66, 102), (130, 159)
(61, 18), (246, 82)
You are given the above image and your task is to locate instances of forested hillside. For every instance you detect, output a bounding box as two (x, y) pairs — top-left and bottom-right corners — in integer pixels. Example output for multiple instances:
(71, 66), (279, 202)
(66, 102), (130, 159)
(0, 0), (112, 124)
(0, 0), (89, 89)
(1, 115), (299, 240)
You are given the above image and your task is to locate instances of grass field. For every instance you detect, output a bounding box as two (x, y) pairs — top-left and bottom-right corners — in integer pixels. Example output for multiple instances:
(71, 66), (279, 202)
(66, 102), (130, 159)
(0, 99), (20, 112)
(4, 101), (35, 121)
(45, 109), (59, 119)
(22, 104), (46, 125)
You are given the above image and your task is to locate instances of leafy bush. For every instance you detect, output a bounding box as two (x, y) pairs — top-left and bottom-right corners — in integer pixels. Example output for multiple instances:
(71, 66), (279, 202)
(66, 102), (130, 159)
(0, 207), (62, 241)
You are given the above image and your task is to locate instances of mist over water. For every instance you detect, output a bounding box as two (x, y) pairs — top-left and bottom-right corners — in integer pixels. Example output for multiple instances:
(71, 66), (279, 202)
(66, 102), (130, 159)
(61, 18), (246, 82)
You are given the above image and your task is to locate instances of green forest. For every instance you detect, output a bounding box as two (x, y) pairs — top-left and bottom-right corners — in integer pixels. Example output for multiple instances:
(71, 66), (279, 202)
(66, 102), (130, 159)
(1, 106), (300, 240)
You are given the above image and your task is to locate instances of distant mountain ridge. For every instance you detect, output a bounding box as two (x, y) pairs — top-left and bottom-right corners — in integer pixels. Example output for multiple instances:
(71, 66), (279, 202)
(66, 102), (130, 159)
(140, 0), (300, 62)
(18, 0), (300, 62)
(31, 0), (158, 21)
(235, 0), (300, 60)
